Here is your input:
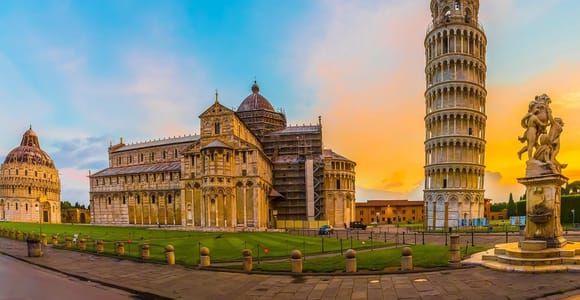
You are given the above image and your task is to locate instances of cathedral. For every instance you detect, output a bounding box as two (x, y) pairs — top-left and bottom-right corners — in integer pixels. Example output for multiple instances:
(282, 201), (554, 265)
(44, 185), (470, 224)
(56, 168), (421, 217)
(424, 0), (487, 229)
(90, 82), (356, 229)
(0, 128), (62, 223)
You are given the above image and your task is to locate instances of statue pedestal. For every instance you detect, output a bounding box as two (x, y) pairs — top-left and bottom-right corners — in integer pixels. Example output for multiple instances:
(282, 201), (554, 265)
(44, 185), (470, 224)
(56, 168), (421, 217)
(517, 173), (567, 248)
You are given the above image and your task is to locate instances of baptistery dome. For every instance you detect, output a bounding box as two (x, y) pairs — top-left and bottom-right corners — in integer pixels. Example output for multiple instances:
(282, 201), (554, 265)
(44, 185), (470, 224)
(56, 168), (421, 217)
(4, 127), (55, 168)
(0, 127), (61, 223)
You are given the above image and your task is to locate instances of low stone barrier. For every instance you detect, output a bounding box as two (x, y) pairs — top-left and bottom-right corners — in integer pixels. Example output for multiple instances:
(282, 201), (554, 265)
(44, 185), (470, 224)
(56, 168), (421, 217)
(401, 247), (413, 271)
(65, 237), (72, 248)
(79, 239), (87, 251)
(116, 242), (125, 256)
(166, 245), (175, 265)
(141, 244), (150, 260)
(449, 234), (461, 266)
(200, 247), (210, 267)
(242, 249), (252, 272)
(291, 250), (303, 273)
(96, 240), (104, 254)
(345, 249), (357, 273)
(41, 234), (47, 247)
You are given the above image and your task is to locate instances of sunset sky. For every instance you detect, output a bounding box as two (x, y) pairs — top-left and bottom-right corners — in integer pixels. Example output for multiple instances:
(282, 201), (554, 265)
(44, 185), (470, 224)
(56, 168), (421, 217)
(1, 0), (580, 205)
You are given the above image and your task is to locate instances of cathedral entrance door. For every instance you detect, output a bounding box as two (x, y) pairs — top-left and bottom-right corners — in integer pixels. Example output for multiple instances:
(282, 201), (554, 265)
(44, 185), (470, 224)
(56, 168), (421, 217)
(43, 211), (49, 223)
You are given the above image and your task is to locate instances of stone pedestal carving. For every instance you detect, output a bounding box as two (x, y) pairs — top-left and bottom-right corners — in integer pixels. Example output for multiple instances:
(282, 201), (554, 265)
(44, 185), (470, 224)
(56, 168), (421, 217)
(518, 174), (567, 248)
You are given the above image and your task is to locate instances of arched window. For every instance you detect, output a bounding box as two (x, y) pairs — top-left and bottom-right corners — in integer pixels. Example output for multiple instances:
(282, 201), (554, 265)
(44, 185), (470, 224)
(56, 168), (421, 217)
(122, 196), (126, 205)
(163, 151), (167, 159)
(108, 197), (111, 205)
(168, 195), (172, 204)
(454, 1), (461, 10)
(174, 149), (178, 158)
(151, 196), (156, 204)
(465, 7), (472, 23)
(28, 187), (32, 195)
(137, 196), (141, 204)
(214, 122), (221, 134)
(25, 203), (28, 211)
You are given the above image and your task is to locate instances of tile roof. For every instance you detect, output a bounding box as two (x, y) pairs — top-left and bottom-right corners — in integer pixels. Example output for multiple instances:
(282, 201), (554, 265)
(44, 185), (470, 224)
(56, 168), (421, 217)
(322, 149), (353, 162)
(112, 135), (199, 152)
(355, 200), (424, 207)
(91, 161), (181, 177)
(269, 125), (321, 135)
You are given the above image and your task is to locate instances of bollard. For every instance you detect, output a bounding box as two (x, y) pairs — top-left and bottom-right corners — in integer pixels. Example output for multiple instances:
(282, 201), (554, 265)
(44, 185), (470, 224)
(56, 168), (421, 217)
(40, 234), (48, 247)
(200, 247), (211, 267)
(449, 234), (461, 266)
(165, 245), (175, 265)
(291, 250), (303, 273)
(79, 239), (87, 251)
(242, 249), (253, 272)
(141, 243), (150, 260)
(26, 236), (43, 257)
(52, 235), (59, 246)
(345, 249), (357, 273)
(400, 247), (413, 271)
(96, 240), (104, 254)
(116, 242), (125, 256)
(65, 237), (72, 248)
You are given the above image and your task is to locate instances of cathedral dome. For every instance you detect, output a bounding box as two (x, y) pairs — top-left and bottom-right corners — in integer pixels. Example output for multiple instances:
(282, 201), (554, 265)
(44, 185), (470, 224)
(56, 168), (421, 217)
(3, 127), (55, 168)
(237, 81), (275, 112)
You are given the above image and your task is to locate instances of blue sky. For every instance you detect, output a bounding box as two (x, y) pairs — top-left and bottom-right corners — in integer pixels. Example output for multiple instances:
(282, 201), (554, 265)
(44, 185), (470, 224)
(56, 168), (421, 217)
(1, 0), (580, 204)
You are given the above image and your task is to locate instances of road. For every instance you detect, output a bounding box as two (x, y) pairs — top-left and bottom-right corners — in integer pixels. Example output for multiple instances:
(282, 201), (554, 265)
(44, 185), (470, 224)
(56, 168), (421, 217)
(0, 254), (134, 300)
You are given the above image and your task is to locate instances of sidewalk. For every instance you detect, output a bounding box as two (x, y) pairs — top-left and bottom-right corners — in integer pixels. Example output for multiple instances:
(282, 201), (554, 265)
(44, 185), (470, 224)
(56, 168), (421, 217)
(0, 238), (578, 299)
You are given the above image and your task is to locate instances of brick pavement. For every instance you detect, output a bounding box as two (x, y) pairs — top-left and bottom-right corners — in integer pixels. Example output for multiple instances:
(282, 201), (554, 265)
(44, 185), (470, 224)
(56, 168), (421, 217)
(0, 238), (578, 300)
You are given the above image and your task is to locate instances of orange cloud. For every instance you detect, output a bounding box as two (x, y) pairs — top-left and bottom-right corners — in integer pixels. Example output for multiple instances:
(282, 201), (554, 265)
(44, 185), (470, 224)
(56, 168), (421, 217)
(287, 2), (580, 202)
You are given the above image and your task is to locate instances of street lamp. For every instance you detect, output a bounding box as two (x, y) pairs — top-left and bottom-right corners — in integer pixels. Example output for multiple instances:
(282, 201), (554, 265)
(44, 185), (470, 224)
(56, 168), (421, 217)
(572, 209), (576, 229)
(35, 202), (42, 236)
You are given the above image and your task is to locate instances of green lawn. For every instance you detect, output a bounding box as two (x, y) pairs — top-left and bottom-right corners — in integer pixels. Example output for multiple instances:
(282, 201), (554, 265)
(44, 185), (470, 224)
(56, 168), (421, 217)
(246, 245), (489, 273)
(0, 222), (388, 264)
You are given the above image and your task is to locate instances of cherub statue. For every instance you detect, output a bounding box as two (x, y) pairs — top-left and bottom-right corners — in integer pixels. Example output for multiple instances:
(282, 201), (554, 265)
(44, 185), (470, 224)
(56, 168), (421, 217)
(517, 99), (549, 160)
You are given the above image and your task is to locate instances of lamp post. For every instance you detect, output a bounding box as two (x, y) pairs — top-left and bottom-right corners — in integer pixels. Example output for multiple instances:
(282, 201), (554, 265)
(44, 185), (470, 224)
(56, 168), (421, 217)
(572, 209), (576, 229)
(376, 212), (380, 226)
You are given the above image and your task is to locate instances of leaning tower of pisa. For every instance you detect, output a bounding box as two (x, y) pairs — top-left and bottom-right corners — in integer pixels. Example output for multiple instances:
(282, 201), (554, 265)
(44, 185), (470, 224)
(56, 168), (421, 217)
(424, 0), (487, 230)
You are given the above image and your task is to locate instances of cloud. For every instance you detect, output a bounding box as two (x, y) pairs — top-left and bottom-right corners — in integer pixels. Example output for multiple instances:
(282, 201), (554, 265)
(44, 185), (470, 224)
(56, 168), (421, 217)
(48, 136), (109, 170)
(285, 1), (580, 204)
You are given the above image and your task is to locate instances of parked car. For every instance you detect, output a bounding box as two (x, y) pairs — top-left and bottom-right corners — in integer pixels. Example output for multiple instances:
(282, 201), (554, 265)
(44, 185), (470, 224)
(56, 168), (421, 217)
(350, 221), (367, 230)
(318, 224), (334, 235)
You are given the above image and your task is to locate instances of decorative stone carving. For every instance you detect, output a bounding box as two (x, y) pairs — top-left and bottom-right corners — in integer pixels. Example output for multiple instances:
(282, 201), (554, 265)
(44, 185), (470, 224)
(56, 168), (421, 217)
(518, 94), (566, 176)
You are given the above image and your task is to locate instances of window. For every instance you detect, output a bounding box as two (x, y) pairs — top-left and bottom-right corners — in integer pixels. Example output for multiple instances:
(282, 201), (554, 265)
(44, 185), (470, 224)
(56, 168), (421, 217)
(108, 198), (111, 205)
(161, 173), (165, 181)
(443, 179), (448, 188)
(28, 187), (32, 195)
(214, 122), (221, 134)
(150, 152), (155, 161)
(168, 195), (172, 204)
(454, 0), (460, 10)
(226, 153), (230, 162)
(137, 196), (141, 204)
(35, 171), (38, 177)
(140, 153), (144, 162)
(118, 157), (121, 165)
(174, 149), (178, 158)
(336, 179), (341, 189)
(16, 203), (18, 210)
(25, 170), (28, 176)
(129, 156), (133, 163)
(163, 151), (167, 159)
(468, 127), (473, 136)
(242, 152), (247, 163)
(25, 203), (28, 211)
(122, 196), (126, 205)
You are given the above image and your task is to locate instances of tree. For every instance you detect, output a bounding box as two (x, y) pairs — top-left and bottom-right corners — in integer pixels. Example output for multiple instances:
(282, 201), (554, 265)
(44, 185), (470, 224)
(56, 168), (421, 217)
(61, 201), (73, 209)
(507, 193), (516, 217)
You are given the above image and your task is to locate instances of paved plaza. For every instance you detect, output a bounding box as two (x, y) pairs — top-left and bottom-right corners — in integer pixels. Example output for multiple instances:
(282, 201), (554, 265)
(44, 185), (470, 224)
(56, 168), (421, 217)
(0, 238), (578, 299)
